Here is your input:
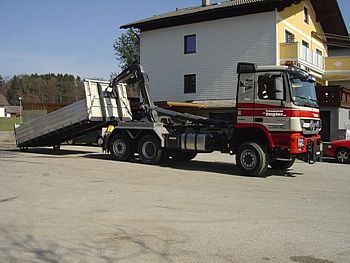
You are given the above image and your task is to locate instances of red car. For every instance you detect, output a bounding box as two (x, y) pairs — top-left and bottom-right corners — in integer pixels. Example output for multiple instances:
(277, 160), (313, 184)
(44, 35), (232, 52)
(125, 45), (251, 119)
(326, 140), (350, 164)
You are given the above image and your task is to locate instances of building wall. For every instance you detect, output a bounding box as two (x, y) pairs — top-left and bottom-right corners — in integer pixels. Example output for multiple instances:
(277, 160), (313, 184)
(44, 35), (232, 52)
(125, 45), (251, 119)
(321, 107), (350, 141)
(328, 81), (350, 90)
(0, 107), (5, 117)
(277, 0), (327, 57)
(329, 49), (350, 57)
(140, 11), (277, 102)
(339, 108), (350, 130)
(277, 0), (327, 84)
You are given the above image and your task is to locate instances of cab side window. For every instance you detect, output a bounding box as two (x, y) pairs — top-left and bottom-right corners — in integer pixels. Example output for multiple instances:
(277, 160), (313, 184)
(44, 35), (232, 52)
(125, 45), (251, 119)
(257, 75), (284, 100)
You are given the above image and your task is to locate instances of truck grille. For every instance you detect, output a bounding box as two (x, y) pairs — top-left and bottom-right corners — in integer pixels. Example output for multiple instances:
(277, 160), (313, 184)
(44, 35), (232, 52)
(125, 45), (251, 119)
(300, 119), (321, 135)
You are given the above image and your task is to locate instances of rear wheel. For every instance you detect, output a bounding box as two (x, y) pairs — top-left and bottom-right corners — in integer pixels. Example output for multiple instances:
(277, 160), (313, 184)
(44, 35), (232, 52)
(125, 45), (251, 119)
(138, 135), (164, 165)
(169, 150), (197, 162)
(335, 148), (350, 164)
(236, 142), (269, 177)
(269, 157), (296, 170)
(109, 133), (132, 161)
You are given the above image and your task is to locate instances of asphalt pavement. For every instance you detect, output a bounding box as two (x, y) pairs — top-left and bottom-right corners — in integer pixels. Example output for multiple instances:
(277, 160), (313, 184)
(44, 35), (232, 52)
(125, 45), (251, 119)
(0, 144), (349, 263)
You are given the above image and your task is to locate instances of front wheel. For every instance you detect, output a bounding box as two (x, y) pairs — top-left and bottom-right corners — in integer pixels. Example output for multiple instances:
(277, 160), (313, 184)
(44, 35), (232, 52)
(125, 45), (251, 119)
(138, 135), (164, 165)
(235, 142), (269, 177)
(269, 157), (296, 170)
(335, 148), (350, 164)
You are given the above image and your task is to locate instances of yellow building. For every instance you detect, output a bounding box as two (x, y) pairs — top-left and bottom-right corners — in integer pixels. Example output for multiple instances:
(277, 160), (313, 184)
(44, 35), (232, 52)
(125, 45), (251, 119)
(277, 0), (350, 84)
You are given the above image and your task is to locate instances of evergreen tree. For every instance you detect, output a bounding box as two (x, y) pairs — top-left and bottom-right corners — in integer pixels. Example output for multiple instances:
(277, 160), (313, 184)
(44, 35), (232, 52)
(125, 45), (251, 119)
(113, 29), (140, 69)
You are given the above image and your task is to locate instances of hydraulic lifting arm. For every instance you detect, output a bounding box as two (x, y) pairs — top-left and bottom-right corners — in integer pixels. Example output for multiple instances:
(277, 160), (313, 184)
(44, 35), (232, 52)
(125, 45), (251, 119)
(112, 64), (228, 126)
(112, 64), (159, 122)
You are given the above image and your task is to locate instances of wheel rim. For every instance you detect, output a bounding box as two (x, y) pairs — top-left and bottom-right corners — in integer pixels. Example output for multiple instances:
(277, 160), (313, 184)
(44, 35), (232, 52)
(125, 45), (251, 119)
(97, 138), (104, 146)
(240, 149), (257, 170)
(337, 150), (349, 163)
(142, 141), (157, 159)
(113, 139), (126, 156)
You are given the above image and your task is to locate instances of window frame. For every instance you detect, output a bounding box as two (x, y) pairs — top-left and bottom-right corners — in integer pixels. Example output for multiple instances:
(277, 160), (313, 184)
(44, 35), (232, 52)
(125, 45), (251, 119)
(303, 6), (309, 24)
(302, 40), (310, 48)
(184, 74), (196, 94)
(257, 74), (285, 101)
(184, 34), (196, 54)
(285, 29), (295, 43)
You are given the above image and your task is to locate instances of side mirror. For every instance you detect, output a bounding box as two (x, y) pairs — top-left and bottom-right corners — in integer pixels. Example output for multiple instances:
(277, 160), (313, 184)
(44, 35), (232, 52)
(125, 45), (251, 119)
(274, 77), (284, 100)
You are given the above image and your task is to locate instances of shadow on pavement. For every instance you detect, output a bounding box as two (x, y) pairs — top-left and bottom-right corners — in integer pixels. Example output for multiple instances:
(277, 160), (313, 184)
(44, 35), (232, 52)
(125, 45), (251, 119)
(3, 147), (96, 156)
(84, 153), (301, 178)
(0, 226), (194, 263)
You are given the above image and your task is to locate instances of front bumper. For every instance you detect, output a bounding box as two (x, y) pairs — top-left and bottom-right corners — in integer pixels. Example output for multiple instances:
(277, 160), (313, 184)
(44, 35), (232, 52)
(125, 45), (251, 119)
(297, 137), (323, 164)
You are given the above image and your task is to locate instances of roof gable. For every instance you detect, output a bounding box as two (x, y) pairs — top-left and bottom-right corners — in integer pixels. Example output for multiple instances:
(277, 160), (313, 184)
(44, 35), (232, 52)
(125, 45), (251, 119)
(0, 94), (9, 106)
(121, 0), (348, 39)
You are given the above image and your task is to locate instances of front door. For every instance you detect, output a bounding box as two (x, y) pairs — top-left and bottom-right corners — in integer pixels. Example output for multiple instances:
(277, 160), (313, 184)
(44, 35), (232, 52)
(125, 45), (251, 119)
(254, 73), (289, 132)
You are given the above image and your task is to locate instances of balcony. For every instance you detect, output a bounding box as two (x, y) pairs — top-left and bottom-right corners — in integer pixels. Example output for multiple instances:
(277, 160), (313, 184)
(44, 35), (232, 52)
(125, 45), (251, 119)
(280, 42), (325, 73)
(324, 56), (350, 81)
(316, 86), (350, 108)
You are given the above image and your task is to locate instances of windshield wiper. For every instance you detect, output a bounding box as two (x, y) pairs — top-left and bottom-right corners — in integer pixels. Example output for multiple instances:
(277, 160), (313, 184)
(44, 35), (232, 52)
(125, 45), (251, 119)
(308, 98), (318, 104)
(294, 95), (311, 106)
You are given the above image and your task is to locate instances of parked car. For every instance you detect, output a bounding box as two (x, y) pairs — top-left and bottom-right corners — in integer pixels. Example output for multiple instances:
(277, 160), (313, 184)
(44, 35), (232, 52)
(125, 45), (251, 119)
(325, 140), (350, 164)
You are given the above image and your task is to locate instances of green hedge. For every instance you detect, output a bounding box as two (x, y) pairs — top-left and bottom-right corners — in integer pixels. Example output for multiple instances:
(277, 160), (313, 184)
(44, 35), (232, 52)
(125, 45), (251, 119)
(0, 117), (21, 131)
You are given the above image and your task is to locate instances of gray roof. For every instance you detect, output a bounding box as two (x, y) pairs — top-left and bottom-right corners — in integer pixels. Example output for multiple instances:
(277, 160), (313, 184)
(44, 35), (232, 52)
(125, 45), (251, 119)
(121, 0), (267, 29)
(5, 105), (20, 114)
(0, 94), (9, 106)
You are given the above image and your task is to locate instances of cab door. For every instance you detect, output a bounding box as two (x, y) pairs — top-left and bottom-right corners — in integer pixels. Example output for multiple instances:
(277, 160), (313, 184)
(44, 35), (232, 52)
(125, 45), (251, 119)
(237, 72), (255, 124)
(254, 72), (289, 132)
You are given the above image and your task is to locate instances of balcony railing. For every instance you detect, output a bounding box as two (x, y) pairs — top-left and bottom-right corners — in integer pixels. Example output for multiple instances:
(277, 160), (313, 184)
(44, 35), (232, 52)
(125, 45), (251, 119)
(280, 42), (325, 71)
(300, 45), (324, 69)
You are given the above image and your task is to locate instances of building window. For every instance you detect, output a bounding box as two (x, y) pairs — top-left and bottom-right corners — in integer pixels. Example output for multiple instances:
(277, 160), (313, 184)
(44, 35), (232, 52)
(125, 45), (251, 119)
(302, 40), (309, 48)
(304, 7), (309, 24)
(316, 49), (322, 56)
(184, 35), (196, 54)
(285, 30), (295, 43)
(184, 74), (196, 93)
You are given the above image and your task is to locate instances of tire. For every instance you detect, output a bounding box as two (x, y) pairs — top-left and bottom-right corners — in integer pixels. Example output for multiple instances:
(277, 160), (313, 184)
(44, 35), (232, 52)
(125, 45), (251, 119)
(169, 150), (197, 162)
(53, 145), (61, 151)
(96, 136), (104, 146)
(138, 135), (164, 165)
(235, 142), (269, 177)
(269, 157), (296, 170)
(335, 148), (350, 164)
(109, 133), (133, 161)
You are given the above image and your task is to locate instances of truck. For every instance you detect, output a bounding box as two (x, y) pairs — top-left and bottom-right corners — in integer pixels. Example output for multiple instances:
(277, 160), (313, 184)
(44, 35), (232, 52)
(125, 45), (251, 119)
(15, 63), (322, 177)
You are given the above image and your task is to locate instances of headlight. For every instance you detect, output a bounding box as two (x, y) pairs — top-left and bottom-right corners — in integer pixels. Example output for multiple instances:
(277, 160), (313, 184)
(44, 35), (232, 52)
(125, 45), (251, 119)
(298, 138), (305, 148)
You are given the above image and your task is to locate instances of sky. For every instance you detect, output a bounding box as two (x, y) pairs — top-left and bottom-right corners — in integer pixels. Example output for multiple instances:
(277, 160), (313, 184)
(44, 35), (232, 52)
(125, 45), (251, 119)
(1, 0), (350, 80)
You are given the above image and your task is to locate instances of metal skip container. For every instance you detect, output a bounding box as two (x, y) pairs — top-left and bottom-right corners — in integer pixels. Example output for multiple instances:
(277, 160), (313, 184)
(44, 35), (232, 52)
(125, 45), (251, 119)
(15, 80), (132, 148)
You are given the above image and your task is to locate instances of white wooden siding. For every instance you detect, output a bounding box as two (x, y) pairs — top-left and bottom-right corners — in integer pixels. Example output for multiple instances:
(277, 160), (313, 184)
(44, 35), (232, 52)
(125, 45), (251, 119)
(140, 11), (277, 102)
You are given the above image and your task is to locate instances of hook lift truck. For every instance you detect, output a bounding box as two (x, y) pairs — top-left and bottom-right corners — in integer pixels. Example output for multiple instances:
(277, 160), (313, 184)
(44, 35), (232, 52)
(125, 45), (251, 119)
(15, 63), (322, 177)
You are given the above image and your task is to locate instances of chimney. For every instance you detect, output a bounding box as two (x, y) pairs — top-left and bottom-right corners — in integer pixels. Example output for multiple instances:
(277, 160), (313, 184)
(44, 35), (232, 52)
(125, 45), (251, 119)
(202, 0), (210, 7)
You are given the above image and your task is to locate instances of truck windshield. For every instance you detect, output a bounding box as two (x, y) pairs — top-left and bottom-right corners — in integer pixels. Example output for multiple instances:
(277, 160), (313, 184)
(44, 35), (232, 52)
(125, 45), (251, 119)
(290, 78), (318, 108)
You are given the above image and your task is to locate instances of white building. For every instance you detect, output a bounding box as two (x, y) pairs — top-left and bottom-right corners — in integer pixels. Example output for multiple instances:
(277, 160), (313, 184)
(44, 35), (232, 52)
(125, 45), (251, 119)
(121, 0), (349, 108)
(0, 94), (10, 118)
